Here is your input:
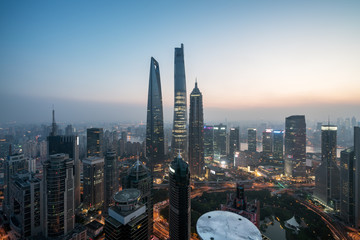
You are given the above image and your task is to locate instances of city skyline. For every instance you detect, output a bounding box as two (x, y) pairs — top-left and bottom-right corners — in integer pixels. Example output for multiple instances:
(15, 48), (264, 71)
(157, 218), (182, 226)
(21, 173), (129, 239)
(1, 1), (360, 123)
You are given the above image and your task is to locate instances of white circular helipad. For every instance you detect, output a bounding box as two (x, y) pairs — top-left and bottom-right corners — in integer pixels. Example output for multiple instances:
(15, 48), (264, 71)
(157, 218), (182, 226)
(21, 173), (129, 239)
(196, 210), (262, 240)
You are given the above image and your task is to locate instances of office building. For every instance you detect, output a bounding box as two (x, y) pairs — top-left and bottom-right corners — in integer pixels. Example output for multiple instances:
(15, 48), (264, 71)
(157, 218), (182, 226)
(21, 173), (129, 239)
(340, 147), (355, 225)
(213, 124), (227, 161)
(248, 128), (257, 152)
(172, 44), (187, 160)
(284, 115), (306, 177)
(8, 172), (43, 238)
(188, 81), (204, 177)
(43, 154), (75, 238)
(203, 125), (214, 159)
(262, 129), (273, 162)
(104, 151), (118, 212)
(314, 125), (339, 208)
(354, 127), (360, 228)
(83, 156), (104, 210)
(4, 153), (28, 218)
(146, 57), (165, 168)
(273, 130), (284, 163)
(229, 127), (240, 159)
(122, 159), (153, 237)
(104, 189), (148, 240)
(87, 128), (103, 157)
(169, 154), (191, 240)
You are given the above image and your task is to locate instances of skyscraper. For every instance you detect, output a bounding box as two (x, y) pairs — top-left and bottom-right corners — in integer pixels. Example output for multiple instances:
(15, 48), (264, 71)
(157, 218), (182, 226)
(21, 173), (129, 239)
(188, 81), (204, 177)
(104, 151), (118, 212)
(229, 127), (240, 159)
(262, 129), (273, 162)
(273, 130), (284, 163)
(122, 159), (153, 237)
(314, 125), (339, 208)
(83, 156), (104, 210)
(172, 44), (187, 160)
(213, 124), (227, 161)
(104, 189), (148, 240)
(284, 115), (306, 177)
(44, 154), (75, 238)
(87, 128), (104, 157)
(169, 154), (191, 240)
(248, 128), (257, 152)
(340, 147), (355, 225)
(203, 125), (214, 159)
(146, 57), (165, 169)
(354, 126), (360, 228)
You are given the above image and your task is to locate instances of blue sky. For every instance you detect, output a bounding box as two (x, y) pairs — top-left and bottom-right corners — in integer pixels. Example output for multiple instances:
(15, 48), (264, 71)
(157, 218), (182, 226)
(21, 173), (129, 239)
(1, 1), (360, 123)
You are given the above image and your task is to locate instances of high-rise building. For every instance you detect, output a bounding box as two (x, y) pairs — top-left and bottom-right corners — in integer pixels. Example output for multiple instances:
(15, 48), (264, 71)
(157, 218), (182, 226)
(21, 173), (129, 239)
(172, 44), (187, 160)
(104, 189), (148, 240)
(169, 154), (191, 240)
(44, 154), (75, 238)
(284, 115), (306, 177)
(203, 125), (214, 159)
(248, 128), (257, 152)
(229, 127), (240, 159)
(273, 130), (284, 163)
(188, 81), (204, 177)
(122, 159), (153, 237)
(314, 125), (339, 208)
(104, 151), (118, 212)
(4, 153), (28, 218)
(262, 129), (273, 162)
(65, 125), (74, 135)
(354, 126), (360, 228)
(340, 147), (355, 225)
(83, 156), (104, 210)
(213, 124), (227, 162)
(146, 57), (165, 169)
(8, 172), (43, 239)
(87, 128), (104, 157)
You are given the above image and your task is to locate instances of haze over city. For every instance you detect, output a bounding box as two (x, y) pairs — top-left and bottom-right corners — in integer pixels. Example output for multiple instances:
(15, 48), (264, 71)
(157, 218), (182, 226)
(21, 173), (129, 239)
(1, 0), (360, 123)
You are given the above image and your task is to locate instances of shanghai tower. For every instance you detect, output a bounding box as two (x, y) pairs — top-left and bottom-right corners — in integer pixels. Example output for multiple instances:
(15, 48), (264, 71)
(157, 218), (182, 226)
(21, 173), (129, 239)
(188, 81), (204, 177)
(172, 44), (187, 160)
(146, 57), (165, 169)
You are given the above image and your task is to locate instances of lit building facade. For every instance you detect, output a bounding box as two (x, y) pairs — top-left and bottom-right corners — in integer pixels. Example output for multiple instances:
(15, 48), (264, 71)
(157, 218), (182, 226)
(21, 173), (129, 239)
(273, 130), (284, 163)
(87, 128), (104, 157)
(248, 128), (257, 152)
(83, 156), (104, 210)
(169, 154), (191, 240)
(284, 115), (306, 177)
(104, 151), (118, 212)
(213, 124), (227, 162)
(203, 125), (214, 159)
(340, 147), (355, 225)
(262, 129), (273, 162)
(188, 81), (204, 177)
(172, 44), (187, 160)
(229, 127), (240, 159)
(146, 57), (165, 168)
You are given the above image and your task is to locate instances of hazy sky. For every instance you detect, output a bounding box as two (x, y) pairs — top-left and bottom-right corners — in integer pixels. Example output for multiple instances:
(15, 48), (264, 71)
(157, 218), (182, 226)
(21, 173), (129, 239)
(1, 1), (360, 124)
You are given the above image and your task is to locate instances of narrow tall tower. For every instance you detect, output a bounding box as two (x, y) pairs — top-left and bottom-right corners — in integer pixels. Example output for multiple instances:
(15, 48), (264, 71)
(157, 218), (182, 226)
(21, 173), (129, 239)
(172, 44), (187, 160)
(169, 154), (191, 240)
(146, 57), (165, 169)
(50, 108), (57, 136)
(188, 81), (204, 177)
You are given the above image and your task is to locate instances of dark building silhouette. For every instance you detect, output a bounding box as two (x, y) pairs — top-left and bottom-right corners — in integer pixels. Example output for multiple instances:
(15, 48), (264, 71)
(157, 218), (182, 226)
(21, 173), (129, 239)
(146, 57), (165, 169)
(188, 81), (204, 177)
(314, 125), (339, 208)
(203, 125), (214, 159)
(354, 126), (360, 228)
(172, 44), (187, 160)
(340, 147), (355, 225)
(104, 151), (118, 212)
(273, 130), (284, 163)
(83, 156), (104, 210)
(104, 189), (148, 240)
(229, 127), (240, 159)
(122, 159), (153, 237)
(169, 154), (191, 240)
(213, 124), (227, 161)
(262, 129), (273, 162)
(284, 115), (306, 177)
(247, 128), (257, 152)
(87, 128), (103, 157)
(47, 110), (81, 208)
(44, 154), (75, 238)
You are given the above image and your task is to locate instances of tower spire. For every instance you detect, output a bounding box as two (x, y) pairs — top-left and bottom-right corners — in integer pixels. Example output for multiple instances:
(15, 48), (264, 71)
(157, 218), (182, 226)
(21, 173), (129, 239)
(195, 78), (198, 88)
(51, 106), (57, 136)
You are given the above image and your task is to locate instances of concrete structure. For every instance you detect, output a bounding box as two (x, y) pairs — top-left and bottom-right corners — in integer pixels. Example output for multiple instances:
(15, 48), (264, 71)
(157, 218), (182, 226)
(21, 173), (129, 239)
(196, 210), (262, 240)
